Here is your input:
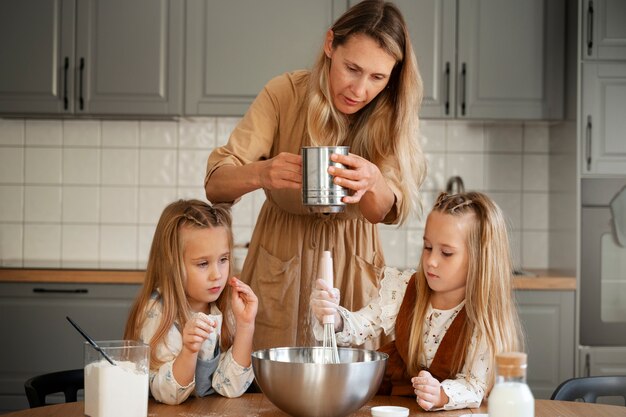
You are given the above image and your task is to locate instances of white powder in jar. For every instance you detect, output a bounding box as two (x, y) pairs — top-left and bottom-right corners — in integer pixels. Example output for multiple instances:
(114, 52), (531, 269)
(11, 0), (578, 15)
(84, 359), (149, 417)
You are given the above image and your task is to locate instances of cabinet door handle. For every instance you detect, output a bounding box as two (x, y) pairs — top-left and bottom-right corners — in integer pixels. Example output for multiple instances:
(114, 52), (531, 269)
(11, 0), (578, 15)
(460, 63), (467, 116)
(79, 57), (85, 111)
(587, 0), (593, 56)
(444, 62), (450, 115)
(33, 288), (89, 294)
(585, 352), (591, 377)
(63, 57), (69, 110)
(586, 115), (592, 171)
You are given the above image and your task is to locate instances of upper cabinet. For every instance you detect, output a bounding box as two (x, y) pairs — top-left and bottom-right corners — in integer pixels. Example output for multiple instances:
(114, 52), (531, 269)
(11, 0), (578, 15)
(580, 62), (626, 174)
(394, 0), (564, 120)
(581, 0), (626, 60)
(0, 0), (183, 116)
(185, 0), (344, 116)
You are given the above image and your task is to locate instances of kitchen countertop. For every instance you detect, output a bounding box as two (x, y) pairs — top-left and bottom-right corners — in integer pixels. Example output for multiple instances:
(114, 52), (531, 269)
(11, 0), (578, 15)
(0, 268), (576, 290)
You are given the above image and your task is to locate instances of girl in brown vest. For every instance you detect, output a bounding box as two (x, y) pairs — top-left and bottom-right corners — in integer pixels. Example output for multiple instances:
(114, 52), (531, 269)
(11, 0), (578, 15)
(310, 191), (523, 411)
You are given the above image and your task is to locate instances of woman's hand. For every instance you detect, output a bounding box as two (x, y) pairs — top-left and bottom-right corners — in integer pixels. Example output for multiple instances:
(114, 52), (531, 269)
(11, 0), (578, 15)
(328, 152), (395, 223)
(328, 152), (383, 203)
(412, 370), (449, 410)
(230, 277), (258, 328)
(181, 312), (217, 355)
(310, 278), (342, 332)
(258, 152), (302, 191)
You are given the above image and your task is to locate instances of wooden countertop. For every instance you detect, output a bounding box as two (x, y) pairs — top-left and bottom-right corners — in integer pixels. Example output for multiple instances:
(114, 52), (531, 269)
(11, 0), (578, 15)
(3, 395), (624, 417)
(0, 268), (576, 290)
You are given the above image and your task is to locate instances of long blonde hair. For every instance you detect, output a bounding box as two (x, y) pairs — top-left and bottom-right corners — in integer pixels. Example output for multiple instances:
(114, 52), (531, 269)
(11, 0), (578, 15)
(406, 192), (523, 390)
(306, 0), (426, 223)
(124, 199), (235, 370)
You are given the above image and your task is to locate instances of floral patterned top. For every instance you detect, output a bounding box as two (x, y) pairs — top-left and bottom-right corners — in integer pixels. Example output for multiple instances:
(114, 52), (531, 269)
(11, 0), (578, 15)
(314, 267), (490, 410)
(139, 292), (254, 404)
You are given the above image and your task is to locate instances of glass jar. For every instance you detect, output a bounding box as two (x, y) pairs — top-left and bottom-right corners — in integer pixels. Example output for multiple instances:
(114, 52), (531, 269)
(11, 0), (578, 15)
(488, 352), (534, 417)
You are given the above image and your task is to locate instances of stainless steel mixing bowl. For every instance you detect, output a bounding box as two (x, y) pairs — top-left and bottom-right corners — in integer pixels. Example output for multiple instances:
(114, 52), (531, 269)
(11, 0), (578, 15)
(252, 347), (388, 417)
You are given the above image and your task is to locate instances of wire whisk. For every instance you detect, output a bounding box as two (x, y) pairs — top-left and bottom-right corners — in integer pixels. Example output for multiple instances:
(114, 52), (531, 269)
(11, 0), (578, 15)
(320, 250), (340, 364)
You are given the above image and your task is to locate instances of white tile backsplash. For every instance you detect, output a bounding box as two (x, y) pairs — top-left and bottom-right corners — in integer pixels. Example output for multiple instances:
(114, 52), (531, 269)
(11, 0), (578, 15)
(63, 120), (101, 147)
(102, 121), (139, 148)
(63, 148), (100, 184)
(62, 186), (100, 223)
(24, 185), (62, 222)
(523, 154), (550, 191)
(99, 224), (137, 268)
(447, 121), (485, 152)
(23, 224), (61, 267)
(25, 120), (62, 146)
(0, 119), (24, 145)
(179, 118), (216, 149)
(0, 223), (23, 267)
(100, 187), (137, 224)
(178, 150), (210, 187)
(484, 123), (523, 152)
(446, 153), (485, 190)
(139, 149), (177, 186)
(140, 121), (178, 148)
(0, 148), (24, 183)
(25, 147), (62, 184)
(0, 185), (23, 222)
(102, 148), (139, 185)
(138, 187), (176, 224)
(484, 154), (522, 191)
(62, 224), (99, 268)
(0, 117), (575, 270)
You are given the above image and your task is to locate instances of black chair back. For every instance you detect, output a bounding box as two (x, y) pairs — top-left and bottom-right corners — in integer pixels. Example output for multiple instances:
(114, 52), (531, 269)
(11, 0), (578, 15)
(550, 375), (626, 405)
(24, 369), (84, 408)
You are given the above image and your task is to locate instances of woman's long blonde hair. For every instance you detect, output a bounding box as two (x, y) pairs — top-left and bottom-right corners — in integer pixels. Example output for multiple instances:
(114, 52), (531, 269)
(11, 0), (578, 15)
(124, 199), (234, 370)
(406, 192), (523, 391)
(306, 0), (426, 223)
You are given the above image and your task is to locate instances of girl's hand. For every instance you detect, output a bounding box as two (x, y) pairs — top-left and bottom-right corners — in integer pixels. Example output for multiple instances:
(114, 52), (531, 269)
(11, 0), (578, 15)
(328, 152), (384, 204)
(230, 277), (258, 328)
(181, 312), (217, 355)
(310, 278), (342, 331)
(259, 152), (302, 191)
(412, 370), (449, 410)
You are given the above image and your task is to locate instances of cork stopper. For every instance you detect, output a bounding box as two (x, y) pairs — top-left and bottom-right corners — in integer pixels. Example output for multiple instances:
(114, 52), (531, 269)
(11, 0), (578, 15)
(495, 352), (527, 378)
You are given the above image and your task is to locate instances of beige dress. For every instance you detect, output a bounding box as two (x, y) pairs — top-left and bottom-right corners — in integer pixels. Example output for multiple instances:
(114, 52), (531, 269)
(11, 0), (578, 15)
(206, 70), (404, 350)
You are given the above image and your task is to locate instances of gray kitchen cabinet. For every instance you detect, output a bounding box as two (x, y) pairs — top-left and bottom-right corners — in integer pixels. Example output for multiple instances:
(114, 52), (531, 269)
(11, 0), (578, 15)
(580, 62), (626, 175)
(0, 0), (183, 116)
(0, 0), (76, 114)
(516, 290), (575, 399)
(581, 0), (626, 60)
(392, 0), (564, 120)
(185, 0), (345, 116)
(0, 282), (141, 413)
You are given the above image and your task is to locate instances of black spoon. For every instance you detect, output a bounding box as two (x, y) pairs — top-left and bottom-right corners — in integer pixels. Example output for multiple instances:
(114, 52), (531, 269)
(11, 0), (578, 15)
(66, 316), (116, 366)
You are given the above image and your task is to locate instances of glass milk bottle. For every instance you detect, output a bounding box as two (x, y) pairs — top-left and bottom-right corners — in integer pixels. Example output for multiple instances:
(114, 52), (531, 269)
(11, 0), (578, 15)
(488, 352), (534, 417)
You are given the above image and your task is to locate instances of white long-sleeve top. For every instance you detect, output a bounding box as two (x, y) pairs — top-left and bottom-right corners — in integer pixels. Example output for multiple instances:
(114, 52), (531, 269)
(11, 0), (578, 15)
(139, 293), (254, 404)
(314, 267), (491, 410)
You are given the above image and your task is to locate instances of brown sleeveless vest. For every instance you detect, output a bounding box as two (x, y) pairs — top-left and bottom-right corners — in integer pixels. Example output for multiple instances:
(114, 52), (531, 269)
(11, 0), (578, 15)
(377, 273), (468, 396)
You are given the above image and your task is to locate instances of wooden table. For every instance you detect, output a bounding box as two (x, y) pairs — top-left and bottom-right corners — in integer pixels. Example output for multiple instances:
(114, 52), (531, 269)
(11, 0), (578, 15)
(3, 395), (625, 416)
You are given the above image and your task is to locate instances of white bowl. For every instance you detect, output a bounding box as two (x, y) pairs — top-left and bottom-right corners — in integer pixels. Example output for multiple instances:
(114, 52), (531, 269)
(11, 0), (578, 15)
(371, 405), (410, 417)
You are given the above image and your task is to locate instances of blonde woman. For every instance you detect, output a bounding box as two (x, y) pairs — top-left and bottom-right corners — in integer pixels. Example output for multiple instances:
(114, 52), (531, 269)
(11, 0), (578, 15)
(205, 0), (427, 350)
(311, 192), (523, 411)
(124, 200), (257, 404)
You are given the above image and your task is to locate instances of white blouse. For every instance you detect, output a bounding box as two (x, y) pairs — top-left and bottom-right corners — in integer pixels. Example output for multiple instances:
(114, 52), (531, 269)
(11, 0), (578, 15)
(314, 267), (490, 411)
(139, 293), (254, 404)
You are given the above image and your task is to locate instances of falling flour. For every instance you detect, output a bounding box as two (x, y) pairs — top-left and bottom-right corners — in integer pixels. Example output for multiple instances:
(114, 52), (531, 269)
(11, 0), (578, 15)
(84, 359), (149, 417)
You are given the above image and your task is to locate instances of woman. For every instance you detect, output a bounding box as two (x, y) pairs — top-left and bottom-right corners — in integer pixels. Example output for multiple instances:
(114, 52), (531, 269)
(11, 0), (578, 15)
(205, 0), (426, 350)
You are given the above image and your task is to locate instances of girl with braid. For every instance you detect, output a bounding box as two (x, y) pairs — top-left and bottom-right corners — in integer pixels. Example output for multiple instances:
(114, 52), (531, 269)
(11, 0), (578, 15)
(124, 199), (257, 404)
(311, 191), (523, 411)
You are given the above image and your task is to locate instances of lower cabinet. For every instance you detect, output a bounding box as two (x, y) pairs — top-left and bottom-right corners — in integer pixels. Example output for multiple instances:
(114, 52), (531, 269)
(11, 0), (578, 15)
(0, 282), (141, 413)
(516, 290), (575, 399)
